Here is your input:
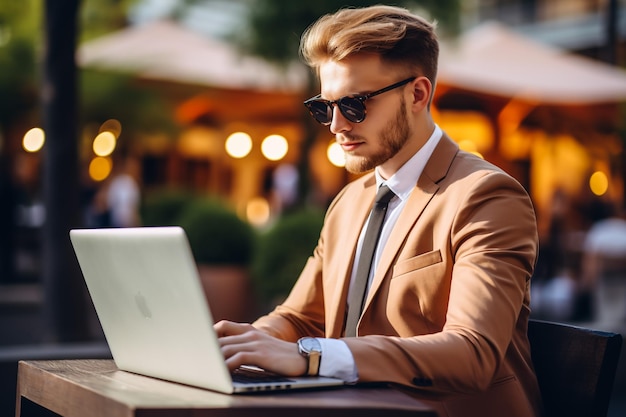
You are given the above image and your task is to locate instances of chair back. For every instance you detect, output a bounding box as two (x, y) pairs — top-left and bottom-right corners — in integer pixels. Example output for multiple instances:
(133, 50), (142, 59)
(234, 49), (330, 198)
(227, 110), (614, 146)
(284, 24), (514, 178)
(528, 319), (622, 417)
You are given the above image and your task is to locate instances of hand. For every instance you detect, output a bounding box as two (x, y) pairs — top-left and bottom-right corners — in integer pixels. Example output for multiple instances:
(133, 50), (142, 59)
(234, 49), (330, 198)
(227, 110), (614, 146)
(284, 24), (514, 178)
(214, 320), (308, 377)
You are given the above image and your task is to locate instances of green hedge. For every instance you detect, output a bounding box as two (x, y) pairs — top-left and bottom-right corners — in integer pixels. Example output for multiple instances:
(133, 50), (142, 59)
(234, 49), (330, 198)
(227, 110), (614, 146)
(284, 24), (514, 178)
(251, 207), (325, 309)
(141, 189), (195, 227)
(142, 190), (255, 267)
(177, 198), (255, 267)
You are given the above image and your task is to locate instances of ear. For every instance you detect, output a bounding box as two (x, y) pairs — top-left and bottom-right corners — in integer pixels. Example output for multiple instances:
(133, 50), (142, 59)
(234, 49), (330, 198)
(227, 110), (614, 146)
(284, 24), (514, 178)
(410, 77), (432, 111)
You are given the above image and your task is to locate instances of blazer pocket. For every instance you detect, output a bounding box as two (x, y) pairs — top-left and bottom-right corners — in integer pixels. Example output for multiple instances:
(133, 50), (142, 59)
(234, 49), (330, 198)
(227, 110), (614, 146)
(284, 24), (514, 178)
(393, 250), (442, 277)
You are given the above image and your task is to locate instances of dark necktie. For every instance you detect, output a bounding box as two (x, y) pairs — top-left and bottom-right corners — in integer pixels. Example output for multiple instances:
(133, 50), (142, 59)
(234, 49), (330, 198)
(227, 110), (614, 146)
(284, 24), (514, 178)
(344, 185), (395, 337)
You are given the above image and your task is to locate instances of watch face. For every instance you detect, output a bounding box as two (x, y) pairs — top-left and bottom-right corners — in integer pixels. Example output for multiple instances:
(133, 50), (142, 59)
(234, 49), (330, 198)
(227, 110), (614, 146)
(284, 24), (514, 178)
(301, 337), (321, 353)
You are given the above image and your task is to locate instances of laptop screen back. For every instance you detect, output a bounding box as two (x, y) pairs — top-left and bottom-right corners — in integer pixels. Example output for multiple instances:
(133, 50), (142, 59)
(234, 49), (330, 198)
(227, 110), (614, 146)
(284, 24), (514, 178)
(70, 226), (235, 393)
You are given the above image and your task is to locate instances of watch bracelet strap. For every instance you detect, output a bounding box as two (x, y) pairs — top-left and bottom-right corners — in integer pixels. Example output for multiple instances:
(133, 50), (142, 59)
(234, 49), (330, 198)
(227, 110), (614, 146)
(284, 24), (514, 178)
(307, 351), (320, 376)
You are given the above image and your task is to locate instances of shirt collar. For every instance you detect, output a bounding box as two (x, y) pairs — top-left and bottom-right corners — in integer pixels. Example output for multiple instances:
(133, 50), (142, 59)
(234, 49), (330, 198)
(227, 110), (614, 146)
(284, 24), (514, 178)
(375, 124), (443, 201)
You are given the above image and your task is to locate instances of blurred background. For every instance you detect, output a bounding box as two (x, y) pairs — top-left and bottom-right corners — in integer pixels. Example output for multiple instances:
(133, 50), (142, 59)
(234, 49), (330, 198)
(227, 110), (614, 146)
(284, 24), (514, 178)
(1, 0), (625, 415)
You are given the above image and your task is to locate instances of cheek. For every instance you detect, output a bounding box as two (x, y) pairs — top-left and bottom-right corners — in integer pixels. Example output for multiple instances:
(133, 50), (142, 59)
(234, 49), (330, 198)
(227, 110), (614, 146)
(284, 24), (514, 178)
(359, 108), (395, 137)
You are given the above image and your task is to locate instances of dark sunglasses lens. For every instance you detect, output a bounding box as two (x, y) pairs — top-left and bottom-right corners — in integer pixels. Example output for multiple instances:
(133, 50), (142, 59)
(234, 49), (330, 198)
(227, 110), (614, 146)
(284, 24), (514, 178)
(338, 97), (366, 123)
(306, 100), (332, 125)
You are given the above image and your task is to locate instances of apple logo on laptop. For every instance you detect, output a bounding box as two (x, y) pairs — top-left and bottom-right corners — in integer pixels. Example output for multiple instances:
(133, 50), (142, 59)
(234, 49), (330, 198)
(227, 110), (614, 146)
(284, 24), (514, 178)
(134, 292), (153, 319)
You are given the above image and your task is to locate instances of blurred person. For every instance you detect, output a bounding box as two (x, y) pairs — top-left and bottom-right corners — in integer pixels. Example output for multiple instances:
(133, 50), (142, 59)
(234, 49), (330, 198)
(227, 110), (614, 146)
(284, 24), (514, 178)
(11, 153), (45, 282)
(13, 153), (45, 228)
(581, 204), (626, 332)
(83, 182), (112, 228)
(271, 163), (299, 214)
(215, 6), (542, 417)
(107, 155), (141, 228)
(531, 188), (578, 321)
(535, 188), (569, 281)
(80, 165), (111, 229)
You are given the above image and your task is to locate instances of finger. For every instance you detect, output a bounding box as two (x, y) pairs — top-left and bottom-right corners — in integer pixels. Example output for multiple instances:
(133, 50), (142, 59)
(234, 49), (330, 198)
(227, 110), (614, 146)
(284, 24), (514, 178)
(223, 350), (256, 372)
(218, 332), (258, 348)
(220, 340), (257, 361)
(214, 320), (251, 337)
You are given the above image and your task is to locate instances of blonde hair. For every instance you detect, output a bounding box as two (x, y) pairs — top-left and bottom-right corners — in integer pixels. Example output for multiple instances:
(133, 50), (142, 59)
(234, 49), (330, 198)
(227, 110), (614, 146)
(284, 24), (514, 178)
(300, 5), (439, 86)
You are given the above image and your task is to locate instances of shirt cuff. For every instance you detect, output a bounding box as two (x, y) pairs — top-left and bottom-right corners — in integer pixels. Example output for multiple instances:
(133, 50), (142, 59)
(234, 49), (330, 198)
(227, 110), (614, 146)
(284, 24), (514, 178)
(317, 338), (358, 383)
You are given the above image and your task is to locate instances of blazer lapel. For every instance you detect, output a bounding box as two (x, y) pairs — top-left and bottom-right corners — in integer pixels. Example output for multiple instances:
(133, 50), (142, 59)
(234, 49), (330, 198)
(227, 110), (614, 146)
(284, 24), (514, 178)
(326, 176), (378, 337)
(363, 134), (460, 310)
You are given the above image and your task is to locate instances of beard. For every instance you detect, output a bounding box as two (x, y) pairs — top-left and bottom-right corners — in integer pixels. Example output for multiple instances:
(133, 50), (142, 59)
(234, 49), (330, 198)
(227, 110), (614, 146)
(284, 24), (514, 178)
(344, 97), (411, 174)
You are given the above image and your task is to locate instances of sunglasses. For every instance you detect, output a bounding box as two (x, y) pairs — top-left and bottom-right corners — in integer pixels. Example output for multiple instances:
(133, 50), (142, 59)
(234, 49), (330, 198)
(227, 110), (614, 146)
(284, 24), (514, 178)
(303, 77), (416, 125)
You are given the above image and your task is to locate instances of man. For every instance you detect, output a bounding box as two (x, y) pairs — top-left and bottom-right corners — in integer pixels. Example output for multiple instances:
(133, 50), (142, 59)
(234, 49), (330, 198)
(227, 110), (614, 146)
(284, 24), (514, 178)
(216, 5), (542, 417)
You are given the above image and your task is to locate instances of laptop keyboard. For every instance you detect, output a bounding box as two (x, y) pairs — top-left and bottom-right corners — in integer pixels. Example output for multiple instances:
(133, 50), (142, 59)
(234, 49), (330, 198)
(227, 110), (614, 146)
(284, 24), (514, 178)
(232, 366), (294, 384)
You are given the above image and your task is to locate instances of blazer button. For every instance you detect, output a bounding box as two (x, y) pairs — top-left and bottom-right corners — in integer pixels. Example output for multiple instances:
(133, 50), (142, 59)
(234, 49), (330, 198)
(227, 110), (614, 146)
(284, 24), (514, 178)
(412, 377), (433, 387)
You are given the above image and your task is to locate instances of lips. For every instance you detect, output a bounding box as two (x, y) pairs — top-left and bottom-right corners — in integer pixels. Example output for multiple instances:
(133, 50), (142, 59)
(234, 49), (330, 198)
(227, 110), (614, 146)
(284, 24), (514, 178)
(341, 143), (362, 152)
(338, 137), (365, 152)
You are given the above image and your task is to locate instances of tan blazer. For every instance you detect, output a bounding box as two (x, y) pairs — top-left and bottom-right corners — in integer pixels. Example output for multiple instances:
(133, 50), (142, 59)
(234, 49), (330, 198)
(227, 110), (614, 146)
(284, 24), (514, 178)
(254, 134), (543, 417)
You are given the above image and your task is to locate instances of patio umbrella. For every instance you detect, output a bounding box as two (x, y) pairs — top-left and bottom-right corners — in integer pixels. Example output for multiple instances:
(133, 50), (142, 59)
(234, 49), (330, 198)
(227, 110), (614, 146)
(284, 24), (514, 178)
(76, 20), (308, 93)
(438, 22), (626, 105)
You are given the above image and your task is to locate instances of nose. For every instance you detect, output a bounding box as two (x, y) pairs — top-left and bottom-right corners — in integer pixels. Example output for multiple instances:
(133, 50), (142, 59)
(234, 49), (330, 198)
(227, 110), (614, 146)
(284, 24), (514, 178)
(329, 105), (352, 134)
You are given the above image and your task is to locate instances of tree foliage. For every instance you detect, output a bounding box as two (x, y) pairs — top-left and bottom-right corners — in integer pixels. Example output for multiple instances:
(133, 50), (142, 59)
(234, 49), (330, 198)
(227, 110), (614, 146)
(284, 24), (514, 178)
(0, 1), (41, 130)
(80, 0), (136, 42)
(0, 0), (179, 136)
(79, 70), (179, 142)
(237, 0), (460, 66)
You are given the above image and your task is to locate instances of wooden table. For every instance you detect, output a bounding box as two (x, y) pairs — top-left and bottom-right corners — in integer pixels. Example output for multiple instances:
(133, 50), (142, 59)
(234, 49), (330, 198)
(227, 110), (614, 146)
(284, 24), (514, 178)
(15, 360), (439, 417)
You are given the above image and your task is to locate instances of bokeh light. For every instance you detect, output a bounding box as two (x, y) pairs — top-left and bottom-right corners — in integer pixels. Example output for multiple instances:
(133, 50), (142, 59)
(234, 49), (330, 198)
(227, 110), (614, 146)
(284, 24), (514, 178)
(99, 119), (122, 138)
(225, 132), (252, 158)
(589, 171), (609, 196)
(93, 131), (117, 156)
(261, 134), (288, 161)
(327, 142), (345, 167)
(246, 197), (270, 226)
(89, 156), (113, 181)
(23, 127), (45, 152)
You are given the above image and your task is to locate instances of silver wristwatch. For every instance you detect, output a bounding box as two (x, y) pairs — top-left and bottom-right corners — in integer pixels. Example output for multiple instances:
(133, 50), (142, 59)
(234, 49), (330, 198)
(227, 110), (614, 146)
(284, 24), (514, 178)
(297, 337), (322, 376)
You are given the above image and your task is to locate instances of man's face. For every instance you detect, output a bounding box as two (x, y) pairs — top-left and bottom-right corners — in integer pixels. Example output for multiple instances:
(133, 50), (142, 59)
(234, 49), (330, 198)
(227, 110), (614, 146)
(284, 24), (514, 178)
(318, 54), (414, 175)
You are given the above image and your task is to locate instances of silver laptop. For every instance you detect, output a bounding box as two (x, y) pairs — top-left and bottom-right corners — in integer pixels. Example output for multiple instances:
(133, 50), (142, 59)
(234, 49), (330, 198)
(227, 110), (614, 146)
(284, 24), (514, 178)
(69, 226), (344, 394)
